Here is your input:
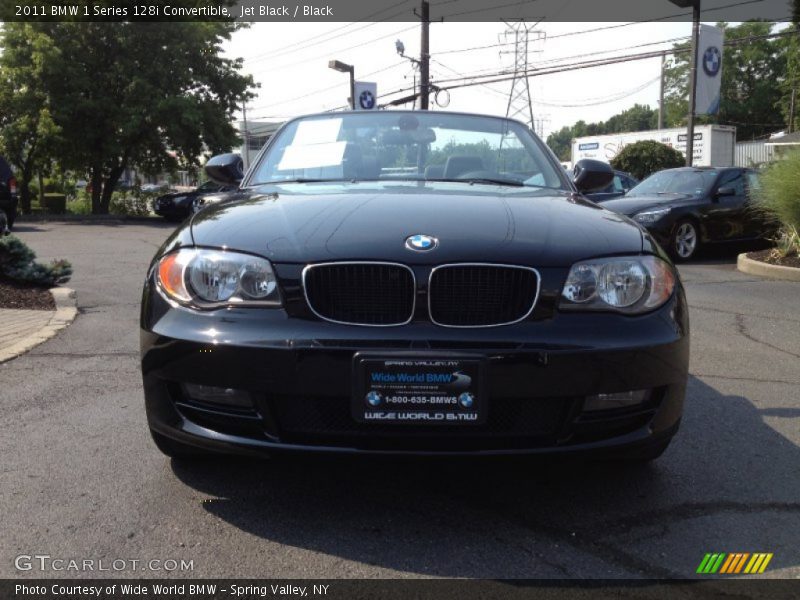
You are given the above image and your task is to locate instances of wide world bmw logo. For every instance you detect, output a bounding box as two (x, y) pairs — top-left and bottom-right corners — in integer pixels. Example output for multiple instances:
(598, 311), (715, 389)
(405, 234), (438, 252)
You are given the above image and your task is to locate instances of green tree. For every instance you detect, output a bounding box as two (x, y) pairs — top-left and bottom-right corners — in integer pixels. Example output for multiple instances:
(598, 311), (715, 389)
(546, 106), (658, 161)
(546, 126), (573, 161)
(663, 22), (789, 139)
(0, 25), (62, 214)
(7, 14), (255, 214)
(610, 140), (685, 180)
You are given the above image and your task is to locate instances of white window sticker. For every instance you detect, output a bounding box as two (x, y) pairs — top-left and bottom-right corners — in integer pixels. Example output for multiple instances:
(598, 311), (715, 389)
(277, 141), (347, 171)
(292, 119), (342, 146)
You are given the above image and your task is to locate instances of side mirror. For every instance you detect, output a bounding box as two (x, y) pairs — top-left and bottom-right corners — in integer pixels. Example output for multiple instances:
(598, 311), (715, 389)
(205, 153), (244, 186)
(573, 159), (614, 194)
(715, 186), (735, 198)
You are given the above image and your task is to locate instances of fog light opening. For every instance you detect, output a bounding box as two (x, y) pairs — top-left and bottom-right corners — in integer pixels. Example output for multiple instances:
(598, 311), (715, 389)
(183, 383), (253, 409)
(583, 390), (648, 412)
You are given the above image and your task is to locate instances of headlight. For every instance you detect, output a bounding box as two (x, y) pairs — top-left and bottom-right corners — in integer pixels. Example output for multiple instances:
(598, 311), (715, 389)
(156, 248), (280, 308)
(560, 255), (675, 314)
(632, 207), (670, 225)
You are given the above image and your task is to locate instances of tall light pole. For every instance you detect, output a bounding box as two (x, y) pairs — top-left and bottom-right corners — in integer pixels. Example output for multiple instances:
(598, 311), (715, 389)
(328, 60), (355, 110)
(669, 0), (701, 166)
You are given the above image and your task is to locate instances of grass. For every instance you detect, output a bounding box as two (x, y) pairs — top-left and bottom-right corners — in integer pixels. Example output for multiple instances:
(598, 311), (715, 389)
(757, 149), (800, 259)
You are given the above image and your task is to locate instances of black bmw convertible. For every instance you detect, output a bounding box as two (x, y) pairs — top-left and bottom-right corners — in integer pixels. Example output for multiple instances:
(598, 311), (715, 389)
(140, 111), (689, 462)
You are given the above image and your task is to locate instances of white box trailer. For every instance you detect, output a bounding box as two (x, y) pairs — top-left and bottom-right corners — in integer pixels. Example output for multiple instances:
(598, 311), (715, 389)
(571, 125), (736, 168)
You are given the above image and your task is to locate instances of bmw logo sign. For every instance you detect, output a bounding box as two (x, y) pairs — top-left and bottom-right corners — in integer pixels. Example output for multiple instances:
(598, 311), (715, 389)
(458, 392), (474, 409)
(405, 234), (438, 252)
(702, 46), (721, 77)
(359, 90), (376, 110)
(366, 391), (382, 407)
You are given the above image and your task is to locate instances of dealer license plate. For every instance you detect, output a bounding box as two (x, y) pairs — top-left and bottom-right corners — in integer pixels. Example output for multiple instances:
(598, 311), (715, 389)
(352, 355), (486, 425)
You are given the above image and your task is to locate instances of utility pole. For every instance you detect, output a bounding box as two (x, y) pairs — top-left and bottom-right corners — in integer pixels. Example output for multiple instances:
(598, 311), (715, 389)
(419, 1), (430, 110)
(685, 0), (701, 166)
(658, 52), (667, 130)
(789, 87), (797, 133)
(242, 100), (250, 170)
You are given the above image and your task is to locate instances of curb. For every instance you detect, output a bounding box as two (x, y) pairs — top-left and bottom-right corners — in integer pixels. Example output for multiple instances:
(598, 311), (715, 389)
(0, 287), (78, 363)
(737, 253), (800, 282)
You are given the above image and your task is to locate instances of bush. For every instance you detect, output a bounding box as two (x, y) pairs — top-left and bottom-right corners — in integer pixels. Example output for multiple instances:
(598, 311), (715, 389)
(610, 140), (685, 180)
(0, 235), (72, 287)
(109, 189), (155, 217)
(758, 150), (800, 257)
(67, 192), (92, 215)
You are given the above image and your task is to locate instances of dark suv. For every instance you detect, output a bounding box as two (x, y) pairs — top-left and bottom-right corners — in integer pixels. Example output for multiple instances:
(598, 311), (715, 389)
(0, 156), (19, 233)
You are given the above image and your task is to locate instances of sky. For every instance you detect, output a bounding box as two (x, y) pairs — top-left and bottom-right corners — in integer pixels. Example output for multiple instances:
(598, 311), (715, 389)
(225, 20), (705, 140)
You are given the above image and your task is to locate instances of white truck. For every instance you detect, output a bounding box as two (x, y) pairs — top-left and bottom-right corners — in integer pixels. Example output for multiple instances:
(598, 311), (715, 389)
(571, 125), (736, 168)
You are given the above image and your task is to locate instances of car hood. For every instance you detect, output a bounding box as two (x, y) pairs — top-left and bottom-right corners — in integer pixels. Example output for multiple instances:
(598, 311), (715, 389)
(189, 183), (643, 267)
(601, 193), (697, 216)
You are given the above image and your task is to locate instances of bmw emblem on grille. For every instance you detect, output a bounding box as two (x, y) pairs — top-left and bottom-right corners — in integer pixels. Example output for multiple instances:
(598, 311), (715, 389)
(405, 234), (438, 251)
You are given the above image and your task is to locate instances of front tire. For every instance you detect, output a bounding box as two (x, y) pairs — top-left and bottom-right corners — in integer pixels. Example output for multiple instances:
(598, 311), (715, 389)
(671, 219), (700, 261)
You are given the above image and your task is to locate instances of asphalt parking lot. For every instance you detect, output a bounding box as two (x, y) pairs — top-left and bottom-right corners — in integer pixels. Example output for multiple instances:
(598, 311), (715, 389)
(1, 221), (799, 579)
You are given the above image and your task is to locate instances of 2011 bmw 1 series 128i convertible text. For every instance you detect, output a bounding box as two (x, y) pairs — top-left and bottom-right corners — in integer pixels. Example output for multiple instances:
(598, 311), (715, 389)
(140, 111), (689, 462)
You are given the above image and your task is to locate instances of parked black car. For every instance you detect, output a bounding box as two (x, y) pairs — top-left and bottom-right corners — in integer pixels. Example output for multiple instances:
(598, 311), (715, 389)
(0, 156), (19, 233)
(153, 181), (236, 221)
(584, 170), (638, 202)
(141, 111), (689, 462)
(602, 167), (767, 260)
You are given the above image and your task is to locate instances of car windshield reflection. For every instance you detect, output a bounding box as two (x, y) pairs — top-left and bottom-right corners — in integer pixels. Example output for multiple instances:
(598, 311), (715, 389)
(248, 112), (568, 191)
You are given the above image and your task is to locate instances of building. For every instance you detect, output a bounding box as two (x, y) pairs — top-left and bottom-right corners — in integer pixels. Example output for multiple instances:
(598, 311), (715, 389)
(238, 120), (284, 170)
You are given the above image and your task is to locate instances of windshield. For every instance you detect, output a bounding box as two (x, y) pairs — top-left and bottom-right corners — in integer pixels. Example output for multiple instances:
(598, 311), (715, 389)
(628, 170), (718, 197)
(248, 112), (566, 190)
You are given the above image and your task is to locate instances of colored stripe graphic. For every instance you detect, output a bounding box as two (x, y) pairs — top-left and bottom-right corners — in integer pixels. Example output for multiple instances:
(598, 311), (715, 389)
(720, 553), (750, 574)
(697, 553), (726, 574)
(699, 553), (774, 575)
(719, 554), (736, 573)
(733, 553), (750, 573)
(744, 553), (774, 574)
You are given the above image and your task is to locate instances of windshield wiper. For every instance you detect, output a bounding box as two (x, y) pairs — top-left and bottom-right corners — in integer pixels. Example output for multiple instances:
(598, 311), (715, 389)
(430, 177), (524, 187)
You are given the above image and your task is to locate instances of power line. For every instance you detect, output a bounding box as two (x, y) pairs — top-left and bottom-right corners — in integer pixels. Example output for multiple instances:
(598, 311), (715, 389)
(429, 29), (797, 89)
(433, 0), (765, 56)
(434, 35), (690, 83)
(434, 57), (661, 108)
(247, 61), (407, 115)
(247, 24), (420, 75)
(375, 28), (796, 104)
(242, 0), (415, 65)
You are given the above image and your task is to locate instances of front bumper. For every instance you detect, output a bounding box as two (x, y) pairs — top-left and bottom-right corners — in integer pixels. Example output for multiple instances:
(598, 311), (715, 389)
(141, 279), (689, 456)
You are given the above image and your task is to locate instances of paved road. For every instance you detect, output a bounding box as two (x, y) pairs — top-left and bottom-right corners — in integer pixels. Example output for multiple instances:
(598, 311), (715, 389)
(2, 221), (798, 579)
